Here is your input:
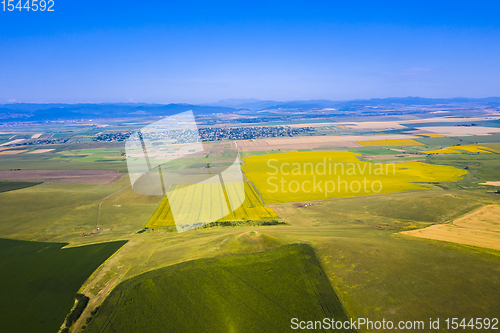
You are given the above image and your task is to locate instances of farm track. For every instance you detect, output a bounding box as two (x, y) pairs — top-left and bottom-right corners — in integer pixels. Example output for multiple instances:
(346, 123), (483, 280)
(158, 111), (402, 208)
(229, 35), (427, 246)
(72, 241), (135, 333)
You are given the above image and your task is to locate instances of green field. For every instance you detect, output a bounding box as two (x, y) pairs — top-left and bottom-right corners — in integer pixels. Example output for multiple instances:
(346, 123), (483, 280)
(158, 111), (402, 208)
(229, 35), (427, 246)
(83, 243), (354, 333)
(0, 177), (162, 243)
(346, 147), (397, 155)
(265, 189), (500, 329)
(0, 145), (128, 173)
(0, 238), (126, 333)
(427, 153), (500, 186)
(0, 181), (41, 193)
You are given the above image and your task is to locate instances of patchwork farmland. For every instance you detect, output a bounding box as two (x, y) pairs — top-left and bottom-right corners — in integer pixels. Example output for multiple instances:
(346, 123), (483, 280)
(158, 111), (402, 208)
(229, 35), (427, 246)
(1, 106), (500, 333)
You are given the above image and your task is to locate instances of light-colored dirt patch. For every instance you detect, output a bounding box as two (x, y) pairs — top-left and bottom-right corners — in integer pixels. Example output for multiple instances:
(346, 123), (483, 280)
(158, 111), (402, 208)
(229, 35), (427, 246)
(26, 149), (55, 154)
(236, 134), (420, 151)
(289, 121), (405, 130)
(286, 116), (500, 130)
(268, 134), (419, 145)
(406, 129), (446, 135)
(31, 133), (43, 139)
(287, 122), (342, 128)
(357, 139), (424, 146)
(0, 170), (125, 184)
(403, 116), (500, 124)
(0, 149), (27, 155)
(0, 139), (26, 146)
(401, 205), (500, 251)
(340, 121), (406, 130)
(480, 181), (500, 186)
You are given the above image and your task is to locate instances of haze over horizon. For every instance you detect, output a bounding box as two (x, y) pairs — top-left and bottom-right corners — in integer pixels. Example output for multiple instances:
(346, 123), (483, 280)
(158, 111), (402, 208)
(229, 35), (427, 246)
(1, 0), (499, 104)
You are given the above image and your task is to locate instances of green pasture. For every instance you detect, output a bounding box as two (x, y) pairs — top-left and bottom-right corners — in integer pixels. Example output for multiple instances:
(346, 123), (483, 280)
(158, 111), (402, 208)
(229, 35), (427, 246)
(0, 238), (126, 333)
(0, 181), (42, 193)
(0, 177), (162, 243)
(83, 244), (353, 333)
(346, 147), (396, 155)
(0, 149), (128, 172)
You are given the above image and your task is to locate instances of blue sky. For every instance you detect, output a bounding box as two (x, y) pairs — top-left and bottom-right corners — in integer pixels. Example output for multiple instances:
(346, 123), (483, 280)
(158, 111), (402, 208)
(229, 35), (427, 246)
(1, 0), (499, 103)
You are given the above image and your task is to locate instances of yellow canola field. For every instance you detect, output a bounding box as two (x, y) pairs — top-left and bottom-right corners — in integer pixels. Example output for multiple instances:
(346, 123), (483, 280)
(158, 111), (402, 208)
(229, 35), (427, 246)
(419, 134), (446, 137)
(421, 145), (500, 155)
(357, 139), (424, 147)
(242, 151), (467, 204)
(146, 182), (277, 228)
(452, 145), (500, 153)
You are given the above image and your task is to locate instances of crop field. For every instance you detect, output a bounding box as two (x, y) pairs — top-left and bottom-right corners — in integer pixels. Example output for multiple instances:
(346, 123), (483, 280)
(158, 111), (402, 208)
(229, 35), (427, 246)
(0, 238), (126, 333)
(401, 205), (500, 250)
(0, 169), (125, 184)
(83, 244), (354, 333)
(418, 134), (446, 137)
(420, 144), (500, 155)
(416, 125), (500, 136)
(453, 145), (500, 153)
(427, 153), (500, 184)
(51, 148), (125, 163)
(480, 181), (500, 186)
(0, 149), (27, 155)
(356, 138), (424, 146)
(419, 148), (462, 154)
(236, 134), (422, 151)
(0, 181), (41, 193)
(346, 147), (397, 155)
(242, 151), (467, 204)
(0, 146), (128, 173)
(413, 136), (464, 146)
(146, 182), (277, 228)
(26, 148), (56, 154)
(0, 177), (162, 243)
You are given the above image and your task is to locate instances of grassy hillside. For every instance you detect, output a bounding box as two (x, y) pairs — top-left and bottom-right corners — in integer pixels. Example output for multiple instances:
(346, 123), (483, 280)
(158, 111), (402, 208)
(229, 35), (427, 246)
(0, 238), (126, 333)
(83, 244), (354, 333)
(267, 190), (500, 330)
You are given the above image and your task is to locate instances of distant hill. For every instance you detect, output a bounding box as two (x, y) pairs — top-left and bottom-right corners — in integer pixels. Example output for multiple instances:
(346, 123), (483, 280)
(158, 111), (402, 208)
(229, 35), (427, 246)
(202, 98), (280, 110)
(0, 103), (237, 121)
(205, 97), (500, 111)
(1, 97), (499, 121)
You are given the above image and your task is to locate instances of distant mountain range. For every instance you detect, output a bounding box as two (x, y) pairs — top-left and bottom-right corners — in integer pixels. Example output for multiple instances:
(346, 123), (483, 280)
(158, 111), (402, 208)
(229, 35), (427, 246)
(0, 103), (236, 122)
(206, 97), (500, 111)
(1, 97), (499, 121)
